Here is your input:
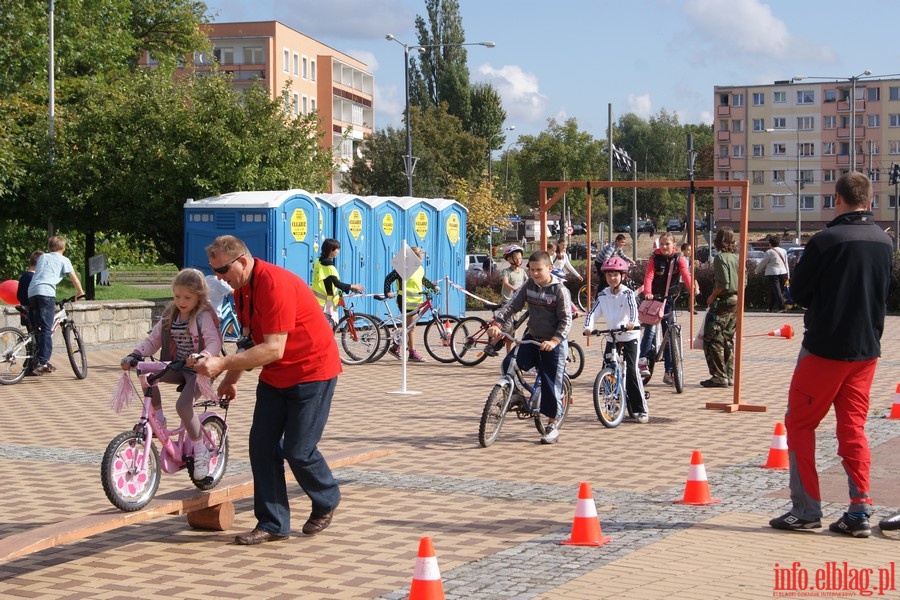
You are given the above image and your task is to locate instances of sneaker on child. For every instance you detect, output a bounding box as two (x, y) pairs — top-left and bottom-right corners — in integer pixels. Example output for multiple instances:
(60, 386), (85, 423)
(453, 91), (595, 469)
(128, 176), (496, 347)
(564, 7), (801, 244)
(540, 423), (559, 445)
(662, 372), (674, 386)
(408, 349), (426, 362)
(388, 344), (401, 359)
(193, 442), (211, 479)
(638, 357), (651, 378)
(636, 413), (650, 424)
(768, 512), (822, 531)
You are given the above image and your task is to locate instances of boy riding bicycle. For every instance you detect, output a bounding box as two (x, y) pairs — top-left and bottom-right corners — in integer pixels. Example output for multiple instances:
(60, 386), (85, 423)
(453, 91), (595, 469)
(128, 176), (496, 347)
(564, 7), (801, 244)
(487, 251), (572, 444)
(583, 257), (649, 423)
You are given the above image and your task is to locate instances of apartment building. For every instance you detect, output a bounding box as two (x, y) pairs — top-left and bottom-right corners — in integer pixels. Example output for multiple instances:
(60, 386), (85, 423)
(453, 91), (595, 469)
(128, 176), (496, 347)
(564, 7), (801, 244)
(713, 78), (900, 235)
(179, 21), (374, 193)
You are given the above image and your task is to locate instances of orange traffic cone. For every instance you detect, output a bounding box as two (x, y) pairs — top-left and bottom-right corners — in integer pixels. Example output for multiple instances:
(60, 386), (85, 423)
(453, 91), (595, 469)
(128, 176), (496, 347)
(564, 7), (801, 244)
(561, 482), (611, 546)
(768, 324), (793, 339)
(761, 422), (789, 469)
(674, 450), (721, 505)
(888, 384), (900, 420)
(409, 536), (445, 600)
(441, 320), (452, 347)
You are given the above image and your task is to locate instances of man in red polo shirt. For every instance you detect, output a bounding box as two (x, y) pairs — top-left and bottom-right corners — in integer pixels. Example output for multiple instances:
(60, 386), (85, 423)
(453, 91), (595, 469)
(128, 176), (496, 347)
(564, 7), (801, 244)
(195, 235), (342, 545)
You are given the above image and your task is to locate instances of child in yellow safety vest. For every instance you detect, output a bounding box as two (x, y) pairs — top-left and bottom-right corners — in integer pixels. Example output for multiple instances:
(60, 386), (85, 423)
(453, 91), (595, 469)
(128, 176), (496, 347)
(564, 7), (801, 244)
(383, 246), (440, 362)
(311, 239), (364, 327)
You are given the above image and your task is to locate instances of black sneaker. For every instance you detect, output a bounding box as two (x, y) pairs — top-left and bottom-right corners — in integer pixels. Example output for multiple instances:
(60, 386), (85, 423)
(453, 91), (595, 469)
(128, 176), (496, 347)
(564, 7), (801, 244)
(879, 512), (900, 531)
(769, 512), (822, 531)
(829, 512), (871, 538)
(482, 345), (498, 357)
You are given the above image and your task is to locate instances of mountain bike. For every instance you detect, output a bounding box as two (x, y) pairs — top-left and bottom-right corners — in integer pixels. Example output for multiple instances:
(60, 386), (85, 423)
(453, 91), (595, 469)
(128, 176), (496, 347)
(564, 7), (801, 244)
(370, 291), (459, 363)
(640, 293), (685, 393)
(0, 296), (87, 384)
(100, 357), (230, 512)
(478, 333), (572, 448)
(588, 328), (633, 428)
(332, 294), (381, 365)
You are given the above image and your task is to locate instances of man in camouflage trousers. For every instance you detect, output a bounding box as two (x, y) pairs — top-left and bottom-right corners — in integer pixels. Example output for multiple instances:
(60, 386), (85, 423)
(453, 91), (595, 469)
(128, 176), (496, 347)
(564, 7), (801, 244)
(700, 227), (738, 388)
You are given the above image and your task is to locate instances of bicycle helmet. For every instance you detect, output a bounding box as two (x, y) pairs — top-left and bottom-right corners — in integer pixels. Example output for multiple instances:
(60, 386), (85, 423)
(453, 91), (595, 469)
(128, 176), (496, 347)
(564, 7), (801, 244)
(601, 256), (630, 273)
(503, 244), (524, 258)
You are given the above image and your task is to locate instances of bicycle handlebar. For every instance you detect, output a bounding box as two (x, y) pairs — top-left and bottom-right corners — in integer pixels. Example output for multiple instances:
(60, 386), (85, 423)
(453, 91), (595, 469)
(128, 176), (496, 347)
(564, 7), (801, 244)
(587, 326), (628, 336)
(493, 330), (542, 346)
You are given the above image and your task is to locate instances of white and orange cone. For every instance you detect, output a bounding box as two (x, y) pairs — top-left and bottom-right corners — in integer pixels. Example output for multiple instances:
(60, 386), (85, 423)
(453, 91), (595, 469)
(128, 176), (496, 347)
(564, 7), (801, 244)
(674, 450), (721, 505)
(761, 422), (789, 469)
(744, 324), (794, 340)
(889, 384), (900, 420)
(560, 482), (611, 546)
(409, 536), (445, 600)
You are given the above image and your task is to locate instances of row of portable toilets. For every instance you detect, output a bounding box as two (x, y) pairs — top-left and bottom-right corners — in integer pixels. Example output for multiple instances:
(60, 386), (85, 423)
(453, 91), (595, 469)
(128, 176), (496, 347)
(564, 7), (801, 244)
(183, 191), (468, 320)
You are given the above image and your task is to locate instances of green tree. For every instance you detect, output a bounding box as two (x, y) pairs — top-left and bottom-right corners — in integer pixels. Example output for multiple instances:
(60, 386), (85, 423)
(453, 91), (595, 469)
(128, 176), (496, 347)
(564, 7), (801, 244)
(448, 176), (514, 251)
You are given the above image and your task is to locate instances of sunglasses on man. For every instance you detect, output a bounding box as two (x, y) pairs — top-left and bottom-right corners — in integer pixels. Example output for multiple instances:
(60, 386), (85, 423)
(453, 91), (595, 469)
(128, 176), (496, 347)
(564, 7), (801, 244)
(211, 253), (245, 275)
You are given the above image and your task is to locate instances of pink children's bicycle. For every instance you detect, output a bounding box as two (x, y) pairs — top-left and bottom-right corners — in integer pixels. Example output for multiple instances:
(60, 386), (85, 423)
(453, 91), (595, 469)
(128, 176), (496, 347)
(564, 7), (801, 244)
(100, 357), (230, 511)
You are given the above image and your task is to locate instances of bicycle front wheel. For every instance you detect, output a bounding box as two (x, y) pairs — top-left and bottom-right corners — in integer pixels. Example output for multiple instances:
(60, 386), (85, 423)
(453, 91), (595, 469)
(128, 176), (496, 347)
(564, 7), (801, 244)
(565, 341), (585, 379)
(534, 375), (571, 434)
(450, 317), (490, 366)
(479, 381), (513, 447)
(423, 315), (460, 363)
(101, 430), (160, 511)
(593, 368), (625, 427)
(576, 283), (590, 312)
(193, 415), (229, 490)
(0, 327), (29, 385)
(334, 313), (381, 365)
(62, 323), (88, 379)
(670, 325), (684, 394)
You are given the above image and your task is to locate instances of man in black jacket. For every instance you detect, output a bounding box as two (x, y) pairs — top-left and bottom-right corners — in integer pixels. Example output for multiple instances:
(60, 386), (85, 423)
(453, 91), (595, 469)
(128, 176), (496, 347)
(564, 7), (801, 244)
(770, 172), (892, 538)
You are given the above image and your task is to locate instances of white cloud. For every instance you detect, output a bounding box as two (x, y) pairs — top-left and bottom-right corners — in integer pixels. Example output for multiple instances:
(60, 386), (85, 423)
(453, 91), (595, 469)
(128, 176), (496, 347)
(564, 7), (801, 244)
(474, 63), (549, 125)
(345, 49), (379, 73)
(627, 94), (653, 118)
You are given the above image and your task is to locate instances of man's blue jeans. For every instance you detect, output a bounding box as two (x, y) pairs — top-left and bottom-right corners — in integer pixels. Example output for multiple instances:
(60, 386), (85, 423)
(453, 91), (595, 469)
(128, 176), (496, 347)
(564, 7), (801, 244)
(28, 295), (56, 365)
(249, 377), (341, 537)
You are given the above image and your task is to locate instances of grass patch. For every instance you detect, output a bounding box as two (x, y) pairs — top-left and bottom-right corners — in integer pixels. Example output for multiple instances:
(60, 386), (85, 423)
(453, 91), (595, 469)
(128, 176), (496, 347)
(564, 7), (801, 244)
(59, 279), (169, 302)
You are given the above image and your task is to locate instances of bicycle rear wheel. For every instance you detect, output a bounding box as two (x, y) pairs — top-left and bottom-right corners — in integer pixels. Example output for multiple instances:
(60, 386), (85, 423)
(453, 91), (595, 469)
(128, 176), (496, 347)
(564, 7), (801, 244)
(192, 415), (229, 490)
(565, 341), (585, 379)
(62, 323), (88, 379)
(0, 327), (29, 385)
(576, 283), (589, 312)
(101, 430), (161, 511)
(479, 381), (514, 447)
(450, 317), (490, 366)
(593, 368), (625, 427)
(423, 315), (459, 363)
(334, 313), (381, 365)
(533, 375), (571, 435)
(670, 325), (684, 394)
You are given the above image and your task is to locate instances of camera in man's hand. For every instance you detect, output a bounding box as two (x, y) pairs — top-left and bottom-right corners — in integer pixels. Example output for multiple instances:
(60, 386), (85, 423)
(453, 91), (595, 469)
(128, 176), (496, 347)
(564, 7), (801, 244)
(235, 336), (255, 353)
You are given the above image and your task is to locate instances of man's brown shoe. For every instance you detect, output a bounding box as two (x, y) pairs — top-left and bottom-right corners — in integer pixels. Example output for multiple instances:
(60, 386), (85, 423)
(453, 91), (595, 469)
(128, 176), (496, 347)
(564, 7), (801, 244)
(302, 510), (334, 535)
(234, 528), (289, 545)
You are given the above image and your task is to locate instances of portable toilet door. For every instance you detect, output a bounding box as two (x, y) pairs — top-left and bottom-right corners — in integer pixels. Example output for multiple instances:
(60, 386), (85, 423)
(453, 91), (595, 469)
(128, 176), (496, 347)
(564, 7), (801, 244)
(425, 198), (467, 317)
(280, 190), (324, 283)
(366, 196), (404, 321)
(184, 191), (280, 274)
(319, 194), (373, 315)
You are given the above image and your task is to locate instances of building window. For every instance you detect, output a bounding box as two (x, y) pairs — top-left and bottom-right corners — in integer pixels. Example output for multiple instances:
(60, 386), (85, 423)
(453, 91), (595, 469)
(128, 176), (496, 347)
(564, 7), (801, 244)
(283, 49), (289, 71)
(292, 53), (299, 76)
(774, 91), (786, 103)
(753, 118), (765, 131)
(823, 115), (837, 129)
(302, 95), (308, 114)
(310, 97), (316, 112)
(213, 47), (234, 64)
(772, 170), (785, 182)
(719, 93), (729, 106)
(796, 90), (815, 104)
(752, 144), (764, 157)
(718, 144), (729, 158)
(732, 145), (744, 158)
(890, 141), (900, 155)
(824, 89), (837, 103)
(246, 47), (264, 64)
(839, 141), (851, 155)
(870, 169), (881, 182)
(752, 170), (764, 184)
(772, 117), (786, 129)
(823, 169), (836, 182)
(800, 143), (815, 157)
(732, 196), (742, 209)
(719, 196), (730, 209)
(752, 92), (765, 106)
(868, 114), (881, 128)
(868, 87), (881, 101)
(800, 195), (815, 210)
(733, 93), (744, 107)
(311, 60), (316, 81)
(890, 114), (900, 127)
(800, 170), (814, 186)
(718, 170), (730, 180)
(823, 194), (836, 209)
(752, 195), (764, 209)
(797, 116), (815, 130)
(872, 195), (879, 209)
(302, 56), (308, 79)
(891, 87), (900, 101)
(890, 195), (899, 209)
(292, 93), (299, 116)
(733, 171), (745, 181)
(823, 142), (835, 156)
(869, 141), (881, 155)
(719, 119), (729, 131)
(773, 143), (786, 156)
(772, 195), (786, 208)
(732, 119), (743, 133)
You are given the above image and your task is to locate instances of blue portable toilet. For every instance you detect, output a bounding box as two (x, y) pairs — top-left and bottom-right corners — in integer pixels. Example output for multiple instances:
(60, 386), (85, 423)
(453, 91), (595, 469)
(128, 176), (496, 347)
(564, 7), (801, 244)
(317, 193), (374, 315)
(183, 190), (322, 282)
(366, 196), (404, 320)
(425, 198), (467, 317)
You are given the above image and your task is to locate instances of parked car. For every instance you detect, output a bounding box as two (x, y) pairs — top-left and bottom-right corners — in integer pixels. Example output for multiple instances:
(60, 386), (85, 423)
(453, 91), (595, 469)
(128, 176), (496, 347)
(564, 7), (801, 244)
(695, 246), (717, 264)
(465, 254), (492, 273)
(666, 218), (685, 232)
(786, 246), (805, 263)
(636, 219), (656, 233)
(694, 218), (708, 232)
(615, 223), (632, 233)
(746, 250), (765, 267)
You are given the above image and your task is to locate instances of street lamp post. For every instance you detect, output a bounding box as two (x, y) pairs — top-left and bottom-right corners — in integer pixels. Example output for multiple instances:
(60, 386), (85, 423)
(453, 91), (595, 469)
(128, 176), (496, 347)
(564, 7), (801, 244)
(385, 34), (495, 196)
(766, 127), (801, 243)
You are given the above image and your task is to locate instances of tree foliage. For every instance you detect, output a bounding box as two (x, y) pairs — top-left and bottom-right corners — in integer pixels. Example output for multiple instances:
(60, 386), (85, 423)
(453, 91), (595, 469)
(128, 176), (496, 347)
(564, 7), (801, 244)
(448, 176), (514, 252)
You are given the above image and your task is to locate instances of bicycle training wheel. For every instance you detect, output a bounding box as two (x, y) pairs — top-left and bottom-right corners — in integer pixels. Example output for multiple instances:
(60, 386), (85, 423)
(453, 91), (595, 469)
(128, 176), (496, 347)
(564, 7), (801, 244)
(534, 375), (571, 435)
(423, 315), (460, 363)
(565, 341), (585, 380)
(593, 367), (626, 427)
(479, 382), (514, 447)
(63, 323), (88, 379)
(670, 326), (684, 394)
(450, 317), (490, 366)
(334, 313), (381, 365)
(192, 415), (229, 490)
(0, 327), (29, 385)
(100, 430), (161, 511)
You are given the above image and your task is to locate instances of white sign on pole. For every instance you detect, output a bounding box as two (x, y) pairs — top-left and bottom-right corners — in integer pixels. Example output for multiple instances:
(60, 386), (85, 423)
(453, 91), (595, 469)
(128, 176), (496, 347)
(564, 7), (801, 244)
(388, 242), (423, 396)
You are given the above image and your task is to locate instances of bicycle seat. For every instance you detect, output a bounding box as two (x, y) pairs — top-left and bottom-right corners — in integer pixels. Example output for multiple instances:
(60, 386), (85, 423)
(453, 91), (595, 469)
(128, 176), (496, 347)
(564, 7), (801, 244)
(373, 294), (388, 301)
(483, 301), (502, 311)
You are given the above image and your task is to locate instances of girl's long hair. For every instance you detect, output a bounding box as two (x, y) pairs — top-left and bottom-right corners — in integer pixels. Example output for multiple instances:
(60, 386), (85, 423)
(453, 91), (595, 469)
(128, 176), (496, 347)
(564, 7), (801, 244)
(160, 268), (215, 331)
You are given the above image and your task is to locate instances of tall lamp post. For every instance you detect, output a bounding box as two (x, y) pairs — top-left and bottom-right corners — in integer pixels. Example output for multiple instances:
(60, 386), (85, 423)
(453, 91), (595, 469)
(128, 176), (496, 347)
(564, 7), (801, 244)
(385, 34), (495, 196)
(766, 127), (801, 243)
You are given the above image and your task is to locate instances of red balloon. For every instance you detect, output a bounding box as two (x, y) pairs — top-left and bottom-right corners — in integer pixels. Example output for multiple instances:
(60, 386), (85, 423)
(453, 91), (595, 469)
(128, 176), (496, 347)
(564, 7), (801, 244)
(0, 279), (20, 305)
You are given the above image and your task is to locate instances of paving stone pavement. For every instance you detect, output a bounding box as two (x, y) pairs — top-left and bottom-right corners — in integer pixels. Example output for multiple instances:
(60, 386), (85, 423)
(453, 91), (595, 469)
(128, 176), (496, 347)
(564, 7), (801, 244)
(0, 311), (899, 599)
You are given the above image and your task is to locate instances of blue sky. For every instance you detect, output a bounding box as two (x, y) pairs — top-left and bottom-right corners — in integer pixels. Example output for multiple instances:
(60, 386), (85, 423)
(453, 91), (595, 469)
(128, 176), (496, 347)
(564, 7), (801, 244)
(205, 0), (900, 142)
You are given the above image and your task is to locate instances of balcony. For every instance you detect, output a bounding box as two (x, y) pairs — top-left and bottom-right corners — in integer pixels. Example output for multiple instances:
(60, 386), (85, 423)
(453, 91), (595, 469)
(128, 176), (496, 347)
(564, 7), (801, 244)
(716, 130), (731, 142)
(717, 104), (731, 117)
(836, 154), (850, 166)
(837, 99), (866, 113)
